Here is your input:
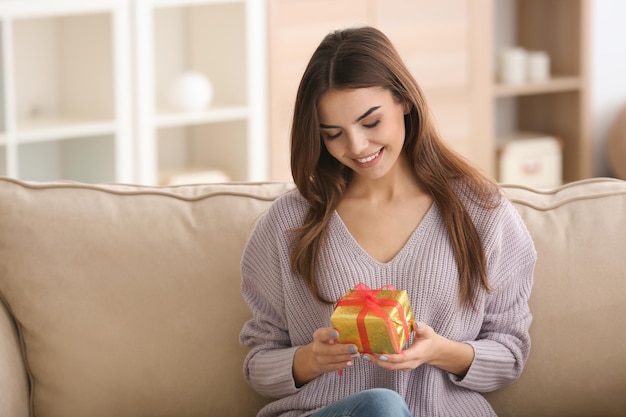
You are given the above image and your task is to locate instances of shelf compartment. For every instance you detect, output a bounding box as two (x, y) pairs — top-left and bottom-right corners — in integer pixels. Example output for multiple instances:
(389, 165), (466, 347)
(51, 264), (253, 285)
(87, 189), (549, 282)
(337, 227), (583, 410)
(493, 0), (584, 83)
(156, 120), (248, 183)
(516, 92), (585, 182)
(517, 0), (583, 77)
(12, 12), (115, 132)
(496, 90), (586, 183)
(153, 1), (247, 110)
(17, 134), (116, 183)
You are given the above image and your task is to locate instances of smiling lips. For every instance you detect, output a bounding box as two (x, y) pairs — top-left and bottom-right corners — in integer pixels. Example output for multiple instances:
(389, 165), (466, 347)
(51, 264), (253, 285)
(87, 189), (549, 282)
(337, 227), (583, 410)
(355, 148), (383, 165)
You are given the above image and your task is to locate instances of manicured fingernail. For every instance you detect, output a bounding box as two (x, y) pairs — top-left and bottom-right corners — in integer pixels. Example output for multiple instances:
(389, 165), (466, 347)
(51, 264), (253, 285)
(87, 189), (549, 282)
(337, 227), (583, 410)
(379, 355), (388, 361)
(351, 353), (360, 359)
(330, 330), (339, 338)
(416, 321), (422, 330)
(348, 345), (357, 353)
(362, 355), (371, 362)
(346, 361), (353, 367)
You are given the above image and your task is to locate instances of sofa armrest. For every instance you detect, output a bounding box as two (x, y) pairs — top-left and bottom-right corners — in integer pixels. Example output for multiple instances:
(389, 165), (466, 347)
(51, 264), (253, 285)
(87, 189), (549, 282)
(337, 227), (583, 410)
(0, 299), (29, 417)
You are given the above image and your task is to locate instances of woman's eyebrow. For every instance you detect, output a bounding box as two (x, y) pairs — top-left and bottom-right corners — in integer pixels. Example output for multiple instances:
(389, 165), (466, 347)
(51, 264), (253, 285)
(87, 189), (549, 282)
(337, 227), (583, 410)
(319, 106), (381, 129)
(355, 106), (381, 123)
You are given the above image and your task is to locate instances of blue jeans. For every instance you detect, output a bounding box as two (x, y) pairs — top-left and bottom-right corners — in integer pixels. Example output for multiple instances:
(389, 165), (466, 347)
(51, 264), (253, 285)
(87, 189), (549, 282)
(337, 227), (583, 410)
(310, 388), (412, 417)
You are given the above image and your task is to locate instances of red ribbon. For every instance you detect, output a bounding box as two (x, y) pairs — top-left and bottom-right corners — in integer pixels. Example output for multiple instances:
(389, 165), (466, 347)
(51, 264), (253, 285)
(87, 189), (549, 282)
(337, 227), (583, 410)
(335, 283), (410, 353)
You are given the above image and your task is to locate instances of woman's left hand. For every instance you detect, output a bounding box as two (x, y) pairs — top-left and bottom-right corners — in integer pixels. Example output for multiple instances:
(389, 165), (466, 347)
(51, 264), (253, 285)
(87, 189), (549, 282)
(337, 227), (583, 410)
(363, 321), (475, 377)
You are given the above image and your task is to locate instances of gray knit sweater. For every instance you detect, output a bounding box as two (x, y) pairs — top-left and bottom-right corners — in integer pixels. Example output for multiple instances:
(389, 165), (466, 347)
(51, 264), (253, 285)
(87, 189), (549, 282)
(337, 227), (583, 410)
(239, 188), (536, 417)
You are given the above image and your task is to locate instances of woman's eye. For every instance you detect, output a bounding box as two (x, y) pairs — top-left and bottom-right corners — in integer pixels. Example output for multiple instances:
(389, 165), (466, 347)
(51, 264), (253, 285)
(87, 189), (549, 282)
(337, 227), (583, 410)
(325, 131), (342, 141)
(364, 120), (380, 129)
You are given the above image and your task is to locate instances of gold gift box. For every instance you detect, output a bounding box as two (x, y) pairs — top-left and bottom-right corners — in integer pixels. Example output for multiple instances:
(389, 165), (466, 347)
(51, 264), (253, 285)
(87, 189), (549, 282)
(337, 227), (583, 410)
(330, 286), (414, 354)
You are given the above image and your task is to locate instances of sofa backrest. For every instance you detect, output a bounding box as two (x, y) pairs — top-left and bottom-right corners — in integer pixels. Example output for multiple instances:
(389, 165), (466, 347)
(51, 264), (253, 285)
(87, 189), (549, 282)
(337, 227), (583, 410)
(0, 178), (291, 417)
(485, 177), (626, 416)
(0, 177), (625, 417)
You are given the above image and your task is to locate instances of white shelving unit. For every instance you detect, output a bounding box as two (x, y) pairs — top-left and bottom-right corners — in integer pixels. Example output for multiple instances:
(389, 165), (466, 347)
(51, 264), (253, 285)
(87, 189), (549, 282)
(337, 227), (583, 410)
(0, 0), (266, 185)
(0, 0), (133, 183)
(134, 0), (267, 185)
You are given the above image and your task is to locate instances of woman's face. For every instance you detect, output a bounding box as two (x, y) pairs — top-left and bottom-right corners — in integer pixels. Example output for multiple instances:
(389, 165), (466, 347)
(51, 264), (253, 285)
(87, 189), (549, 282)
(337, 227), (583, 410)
(317, 87), (408, 181)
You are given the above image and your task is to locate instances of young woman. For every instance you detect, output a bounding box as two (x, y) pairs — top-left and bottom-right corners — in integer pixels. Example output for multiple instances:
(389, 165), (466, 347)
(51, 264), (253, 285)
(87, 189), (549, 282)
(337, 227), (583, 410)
(239, 26), (536, 417)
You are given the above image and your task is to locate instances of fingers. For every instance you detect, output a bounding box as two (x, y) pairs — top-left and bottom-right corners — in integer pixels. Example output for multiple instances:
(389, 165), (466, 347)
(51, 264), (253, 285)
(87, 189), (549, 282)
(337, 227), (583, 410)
(311, 328), (359, 373)
(413, 320), (430, 336)
(361, 321), (431, 371)
(313, 327), (338, 344)
(310, 321), (433, 373)
(361, 351), (418, 372)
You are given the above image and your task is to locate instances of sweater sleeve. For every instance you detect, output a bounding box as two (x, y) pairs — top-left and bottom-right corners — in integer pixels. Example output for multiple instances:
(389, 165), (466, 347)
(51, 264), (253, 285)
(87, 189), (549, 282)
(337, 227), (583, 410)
(238, 204), (302, 399)
(452, 198), (536, 392)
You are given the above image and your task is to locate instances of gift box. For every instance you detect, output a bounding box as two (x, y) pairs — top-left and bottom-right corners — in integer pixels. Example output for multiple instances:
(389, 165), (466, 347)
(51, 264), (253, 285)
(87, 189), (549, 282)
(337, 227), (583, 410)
(330, 284), (414, 354)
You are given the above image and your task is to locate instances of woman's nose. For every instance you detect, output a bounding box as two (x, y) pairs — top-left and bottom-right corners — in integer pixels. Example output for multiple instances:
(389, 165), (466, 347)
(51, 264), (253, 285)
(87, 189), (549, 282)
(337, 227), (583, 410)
(346, 130), (369, 155)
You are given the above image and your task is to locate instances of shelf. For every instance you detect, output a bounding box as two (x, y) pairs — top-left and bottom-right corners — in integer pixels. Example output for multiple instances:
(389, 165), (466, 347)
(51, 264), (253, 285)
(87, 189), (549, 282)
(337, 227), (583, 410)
(15, 117), (116, 143)
(155, 106), (248, 128)
(493, 75), (582, 97)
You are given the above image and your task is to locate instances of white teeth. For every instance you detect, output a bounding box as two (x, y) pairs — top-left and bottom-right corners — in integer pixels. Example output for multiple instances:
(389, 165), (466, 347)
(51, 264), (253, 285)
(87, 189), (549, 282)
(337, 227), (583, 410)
(357, 150), (380, 163)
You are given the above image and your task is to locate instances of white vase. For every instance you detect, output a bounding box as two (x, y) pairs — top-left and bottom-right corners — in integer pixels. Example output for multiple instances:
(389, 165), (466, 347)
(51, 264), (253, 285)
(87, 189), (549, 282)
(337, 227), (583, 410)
(498, 47), (527, 84)
(527, 51), (550, 82)
(170, 71), (214, 111)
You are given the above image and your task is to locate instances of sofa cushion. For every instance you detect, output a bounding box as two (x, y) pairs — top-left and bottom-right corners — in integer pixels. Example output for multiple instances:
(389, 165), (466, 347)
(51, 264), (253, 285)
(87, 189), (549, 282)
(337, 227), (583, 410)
(0, 178), (292, 417)
(486, 178), (626, 416)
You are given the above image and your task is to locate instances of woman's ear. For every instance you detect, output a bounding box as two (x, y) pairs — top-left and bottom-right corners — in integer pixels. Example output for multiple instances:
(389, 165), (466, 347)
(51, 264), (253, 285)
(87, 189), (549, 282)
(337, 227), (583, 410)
(403, 101), (412, 115)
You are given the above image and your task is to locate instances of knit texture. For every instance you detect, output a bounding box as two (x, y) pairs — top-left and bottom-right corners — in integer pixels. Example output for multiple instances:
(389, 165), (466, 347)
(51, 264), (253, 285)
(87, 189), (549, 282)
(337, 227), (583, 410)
(239, 189), (536, 417)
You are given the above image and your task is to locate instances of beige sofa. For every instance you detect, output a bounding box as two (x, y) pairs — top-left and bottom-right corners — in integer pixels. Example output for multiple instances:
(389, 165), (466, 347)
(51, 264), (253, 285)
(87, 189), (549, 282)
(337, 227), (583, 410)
(1, 176), (625, 417)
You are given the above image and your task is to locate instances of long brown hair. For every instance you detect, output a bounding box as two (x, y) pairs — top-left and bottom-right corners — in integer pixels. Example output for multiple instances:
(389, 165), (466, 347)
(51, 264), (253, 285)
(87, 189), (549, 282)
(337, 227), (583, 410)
(289, 26), (499, 308)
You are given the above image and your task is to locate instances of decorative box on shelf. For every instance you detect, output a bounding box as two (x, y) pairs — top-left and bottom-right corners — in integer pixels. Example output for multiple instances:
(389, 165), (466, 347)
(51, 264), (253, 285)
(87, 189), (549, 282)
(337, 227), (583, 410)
(497, 132), (562, 189)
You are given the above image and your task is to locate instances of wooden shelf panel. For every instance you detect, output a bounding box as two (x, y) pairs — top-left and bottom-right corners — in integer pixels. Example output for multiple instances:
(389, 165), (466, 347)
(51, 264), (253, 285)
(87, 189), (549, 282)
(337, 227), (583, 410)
(493, 75), (582, 97)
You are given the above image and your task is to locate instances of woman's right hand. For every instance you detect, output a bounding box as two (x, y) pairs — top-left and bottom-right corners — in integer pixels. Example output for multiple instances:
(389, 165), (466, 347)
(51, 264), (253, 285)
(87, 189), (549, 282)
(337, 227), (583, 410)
(293, 327), (359, 387)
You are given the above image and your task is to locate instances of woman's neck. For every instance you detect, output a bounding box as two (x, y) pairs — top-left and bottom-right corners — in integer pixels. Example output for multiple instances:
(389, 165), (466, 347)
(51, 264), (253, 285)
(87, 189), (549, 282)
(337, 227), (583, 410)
(345, 156), (425, 203)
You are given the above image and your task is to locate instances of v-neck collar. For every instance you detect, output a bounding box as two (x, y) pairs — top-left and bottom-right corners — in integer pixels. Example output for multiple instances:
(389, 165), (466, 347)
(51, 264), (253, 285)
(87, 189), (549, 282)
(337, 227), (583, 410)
(330, 202), (437, 267)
